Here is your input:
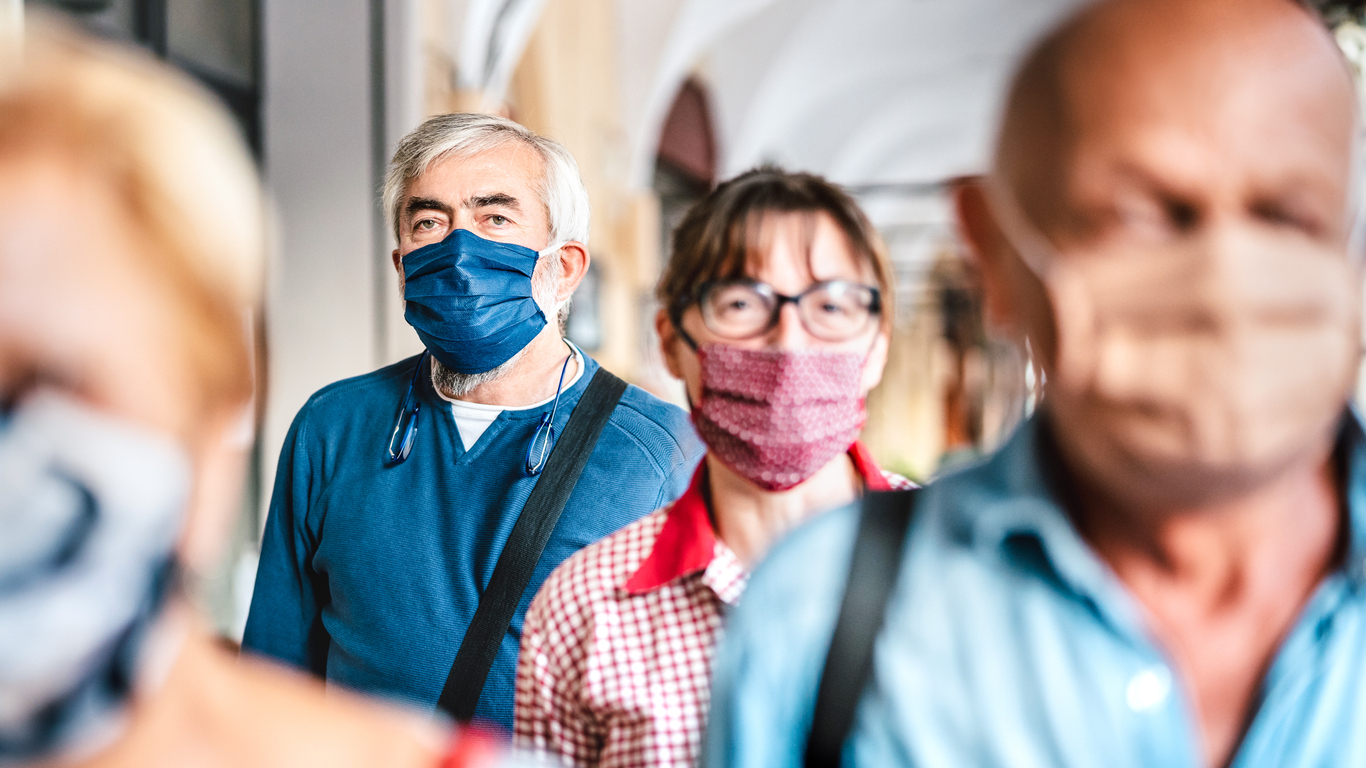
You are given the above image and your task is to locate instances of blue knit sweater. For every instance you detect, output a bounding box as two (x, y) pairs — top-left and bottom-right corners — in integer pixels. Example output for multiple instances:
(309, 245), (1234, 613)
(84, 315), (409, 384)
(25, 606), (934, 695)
(242, 353), (703, 728)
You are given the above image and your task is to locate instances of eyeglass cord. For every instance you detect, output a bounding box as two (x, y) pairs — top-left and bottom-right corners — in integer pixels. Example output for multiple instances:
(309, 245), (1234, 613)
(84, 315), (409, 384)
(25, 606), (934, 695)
(385, 341), (577, 472)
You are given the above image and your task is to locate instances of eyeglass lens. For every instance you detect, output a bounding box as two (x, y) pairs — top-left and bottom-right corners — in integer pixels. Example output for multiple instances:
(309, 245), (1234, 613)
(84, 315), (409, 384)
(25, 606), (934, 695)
(700, 280), (877, 341)
(526, 417), (555, 474)
(387, 406), (418, 463)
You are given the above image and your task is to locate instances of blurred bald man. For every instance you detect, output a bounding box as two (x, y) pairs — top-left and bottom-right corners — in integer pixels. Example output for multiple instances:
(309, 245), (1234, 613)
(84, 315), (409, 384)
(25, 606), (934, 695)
(706, 1), (1366, 766)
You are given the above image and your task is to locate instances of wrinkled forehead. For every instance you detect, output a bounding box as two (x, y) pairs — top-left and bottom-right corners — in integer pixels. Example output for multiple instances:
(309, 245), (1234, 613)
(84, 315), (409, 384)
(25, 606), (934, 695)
(414, 140), (547, 207)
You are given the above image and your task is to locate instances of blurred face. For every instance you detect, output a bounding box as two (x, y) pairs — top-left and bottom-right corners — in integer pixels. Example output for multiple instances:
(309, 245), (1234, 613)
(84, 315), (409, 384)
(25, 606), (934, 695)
(960, 0), (1360, 510)
(0, 149), (244, 567)
(0, 151), (196, 439)
(661, 210), (890, 403)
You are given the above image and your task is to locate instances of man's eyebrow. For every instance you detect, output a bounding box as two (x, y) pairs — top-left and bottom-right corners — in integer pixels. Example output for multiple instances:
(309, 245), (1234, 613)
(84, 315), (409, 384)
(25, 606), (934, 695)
(405, 196), (453, 220)
(466, 193), (522, 212)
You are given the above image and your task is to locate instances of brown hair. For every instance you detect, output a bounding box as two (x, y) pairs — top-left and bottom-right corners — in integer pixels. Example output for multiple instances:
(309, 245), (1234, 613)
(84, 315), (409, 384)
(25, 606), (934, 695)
(657, 166), (894, 331)
(0, 26), (265, 416)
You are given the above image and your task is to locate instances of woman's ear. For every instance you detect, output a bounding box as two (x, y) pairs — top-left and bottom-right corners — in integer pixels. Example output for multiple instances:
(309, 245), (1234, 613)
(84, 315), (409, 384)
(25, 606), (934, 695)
(859, 329), (891, 396)
(656, 308), (685, 380)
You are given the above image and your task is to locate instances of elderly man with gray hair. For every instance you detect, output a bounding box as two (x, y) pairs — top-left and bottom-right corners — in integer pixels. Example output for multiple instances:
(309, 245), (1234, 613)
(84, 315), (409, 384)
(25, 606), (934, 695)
(243, 114), (703, 729)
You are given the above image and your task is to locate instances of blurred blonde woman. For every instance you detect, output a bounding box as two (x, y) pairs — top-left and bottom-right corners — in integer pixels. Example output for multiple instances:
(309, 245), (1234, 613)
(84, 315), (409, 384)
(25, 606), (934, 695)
(0, 25), (495, 768)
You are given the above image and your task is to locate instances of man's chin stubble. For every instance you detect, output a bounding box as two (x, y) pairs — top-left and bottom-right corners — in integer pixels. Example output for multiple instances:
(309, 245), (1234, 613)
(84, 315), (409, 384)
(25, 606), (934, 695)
(429, 348), (528, 399)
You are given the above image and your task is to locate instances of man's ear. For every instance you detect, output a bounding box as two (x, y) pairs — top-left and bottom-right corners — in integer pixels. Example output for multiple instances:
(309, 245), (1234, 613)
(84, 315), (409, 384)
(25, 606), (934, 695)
(552, 242), (591, 303)
(954, 178), (1057, 369)
(392, 247), (406, 293)
(955, 179), (1021, 338)
(655, 307), (686, 380)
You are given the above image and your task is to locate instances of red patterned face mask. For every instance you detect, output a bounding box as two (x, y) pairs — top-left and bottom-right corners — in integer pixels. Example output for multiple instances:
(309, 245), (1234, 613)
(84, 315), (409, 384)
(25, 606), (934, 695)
(692, 343), (867, 491)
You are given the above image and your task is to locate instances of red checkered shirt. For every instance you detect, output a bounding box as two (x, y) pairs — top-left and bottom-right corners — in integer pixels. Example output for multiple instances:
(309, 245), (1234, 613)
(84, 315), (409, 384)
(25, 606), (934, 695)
(513, 443), (913, 768)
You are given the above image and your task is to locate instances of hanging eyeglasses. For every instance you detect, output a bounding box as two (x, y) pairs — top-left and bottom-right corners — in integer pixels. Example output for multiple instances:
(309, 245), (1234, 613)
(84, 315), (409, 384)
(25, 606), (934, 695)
(525, 343), (575, 476)
(386, 351), (429, 465)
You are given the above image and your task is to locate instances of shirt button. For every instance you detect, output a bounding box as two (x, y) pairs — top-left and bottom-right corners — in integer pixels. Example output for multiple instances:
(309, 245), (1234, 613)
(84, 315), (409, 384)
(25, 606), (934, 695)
(1126, 666), (1171, 712)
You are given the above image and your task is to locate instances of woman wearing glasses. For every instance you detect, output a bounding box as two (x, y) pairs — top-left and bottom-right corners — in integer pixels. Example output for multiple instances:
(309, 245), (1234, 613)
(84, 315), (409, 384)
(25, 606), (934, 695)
(512, 167), (911, 768)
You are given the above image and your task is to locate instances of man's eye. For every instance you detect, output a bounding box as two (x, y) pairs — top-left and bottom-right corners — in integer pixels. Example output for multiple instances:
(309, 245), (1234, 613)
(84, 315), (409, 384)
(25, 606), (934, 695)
(488, 215), (509, 226)
(415, 219), (437, 231)
(1250, 201), (1323, 237)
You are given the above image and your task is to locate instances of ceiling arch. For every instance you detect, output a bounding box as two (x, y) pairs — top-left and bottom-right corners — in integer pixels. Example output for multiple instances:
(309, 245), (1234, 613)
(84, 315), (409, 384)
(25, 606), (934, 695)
(451, 0), (552, 97)
(621, 0), (1086, 202)
(443, 0), (1089, 221)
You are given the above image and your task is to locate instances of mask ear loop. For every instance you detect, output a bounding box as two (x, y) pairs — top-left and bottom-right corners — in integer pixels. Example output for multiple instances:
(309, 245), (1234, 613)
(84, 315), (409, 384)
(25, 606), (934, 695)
(535, 241), (571, 322)
(981, 176), (1095, 395)
(669, 296), (700, 352)
(982, 176), (1058, 278)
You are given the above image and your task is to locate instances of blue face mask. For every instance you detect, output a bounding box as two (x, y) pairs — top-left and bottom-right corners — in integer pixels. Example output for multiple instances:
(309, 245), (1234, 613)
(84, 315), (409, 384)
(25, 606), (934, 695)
(402, 228), (560, 375)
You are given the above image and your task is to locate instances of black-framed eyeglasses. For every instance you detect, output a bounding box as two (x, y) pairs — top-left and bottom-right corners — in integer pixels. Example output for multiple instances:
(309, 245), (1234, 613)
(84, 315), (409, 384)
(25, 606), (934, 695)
(672, 278), (881, 347)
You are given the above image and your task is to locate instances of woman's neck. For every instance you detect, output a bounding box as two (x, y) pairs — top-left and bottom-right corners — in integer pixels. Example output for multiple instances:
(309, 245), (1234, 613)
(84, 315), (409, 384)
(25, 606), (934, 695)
(708, 451), (862, 567)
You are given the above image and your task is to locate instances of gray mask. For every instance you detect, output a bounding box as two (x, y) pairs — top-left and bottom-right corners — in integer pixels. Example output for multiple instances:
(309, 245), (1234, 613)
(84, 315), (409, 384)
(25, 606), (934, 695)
(0, 392), (189, 763)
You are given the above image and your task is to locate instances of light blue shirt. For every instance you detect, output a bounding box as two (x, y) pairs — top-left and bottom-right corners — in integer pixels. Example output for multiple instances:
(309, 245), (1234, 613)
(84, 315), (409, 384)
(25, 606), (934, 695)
(707, 412), (1366, 767)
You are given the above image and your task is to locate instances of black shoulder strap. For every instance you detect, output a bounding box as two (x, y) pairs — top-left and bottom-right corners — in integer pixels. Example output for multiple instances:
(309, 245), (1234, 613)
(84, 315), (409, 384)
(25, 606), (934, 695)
(436, 367), (628, 722)
(804, 488), (919, 768)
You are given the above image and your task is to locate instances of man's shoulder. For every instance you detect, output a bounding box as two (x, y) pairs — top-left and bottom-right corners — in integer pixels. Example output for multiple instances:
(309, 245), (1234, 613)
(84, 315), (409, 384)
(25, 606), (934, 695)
(759, 421), (1043, 587)
(609, 380), (691, 432)
(742, 463), (997, 630)
(589, 365), (701, 463)
(530, 508), (670, 618)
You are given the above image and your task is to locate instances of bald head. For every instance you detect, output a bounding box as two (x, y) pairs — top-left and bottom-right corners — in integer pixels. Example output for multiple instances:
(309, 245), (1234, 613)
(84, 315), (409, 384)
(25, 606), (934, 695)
(993, 0), (1357, 245)
(953, 0), (1366, 513)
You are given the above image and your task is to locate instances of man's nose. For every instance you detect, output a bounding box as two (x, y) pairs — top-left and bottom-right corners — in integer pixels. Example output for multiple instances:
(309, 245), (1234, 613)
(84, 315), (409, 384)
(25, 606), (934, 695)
(451, 211), (479, 232)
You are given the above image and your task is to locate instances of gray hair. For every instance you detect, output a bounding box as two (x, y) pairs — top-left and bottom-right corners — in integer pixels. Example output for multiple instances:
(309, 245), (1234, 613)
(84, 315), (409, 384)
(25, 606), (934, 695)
(383, 113), (591, 247)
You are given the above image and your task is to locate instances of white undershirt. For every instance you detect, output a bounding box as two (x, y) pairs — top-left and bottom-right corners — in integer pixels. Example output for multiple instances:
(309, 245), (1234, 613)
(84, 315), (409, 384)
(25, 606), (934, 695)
(436, 342), (585, 451)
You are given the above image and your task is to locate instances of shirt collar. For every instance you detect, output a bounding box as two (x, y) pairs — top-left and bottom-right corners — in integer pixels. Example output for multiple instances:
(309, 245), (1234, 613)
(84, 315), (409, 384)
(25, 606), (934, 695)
(623, 441), (892, 596)
(963, 408), (1366, 630)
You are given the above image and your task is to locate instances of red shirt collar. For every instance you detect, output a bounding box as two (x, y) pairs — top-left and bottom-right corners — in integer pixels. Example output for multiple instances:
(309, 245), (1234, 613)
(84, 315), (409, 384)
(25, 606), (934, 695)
(623, 441), (892, 596)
